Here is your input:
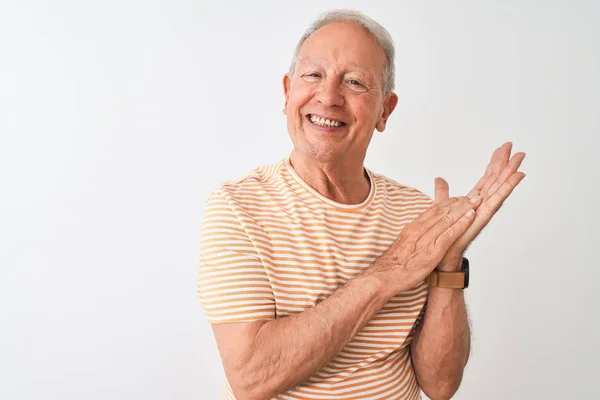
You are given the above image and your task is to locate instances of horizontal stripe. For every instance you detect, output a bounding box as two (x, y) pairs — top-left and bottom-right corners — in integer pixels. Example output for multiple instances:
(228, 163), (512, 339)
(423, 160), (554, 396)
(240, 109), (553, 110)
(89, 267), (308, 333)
(198, 157), (430, 399)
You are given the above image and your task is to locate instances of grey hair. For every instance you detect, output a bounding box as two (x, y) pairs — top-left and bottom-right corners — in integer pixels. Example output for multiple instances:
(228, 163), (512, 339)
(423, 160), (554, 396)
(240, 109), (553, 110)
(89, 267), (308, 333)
(288, 9), (396, 94)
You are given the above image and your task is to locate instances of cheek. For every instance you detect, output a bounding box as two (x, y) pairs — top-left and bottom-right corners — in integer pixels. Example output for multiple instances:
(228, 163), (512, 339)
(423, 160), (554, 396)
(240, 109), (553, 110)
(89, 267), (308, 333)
(288, 83), (313, 110)
(351, 99), (380, 125)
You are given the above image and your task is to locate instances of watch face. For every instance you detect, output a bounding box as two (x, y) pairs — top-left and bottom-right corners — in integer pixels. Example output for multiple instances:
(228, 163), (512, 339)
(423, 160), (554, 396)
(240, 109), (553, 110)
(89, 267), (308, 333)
(463, 257), (470, 288)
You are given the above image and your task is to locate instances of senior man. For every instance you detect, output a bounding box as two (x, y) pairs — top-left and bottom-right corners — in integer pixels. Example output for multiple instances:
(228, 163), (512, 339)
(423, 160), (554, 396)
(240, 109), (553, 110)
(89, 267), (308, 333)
(197, 10), (526, 400)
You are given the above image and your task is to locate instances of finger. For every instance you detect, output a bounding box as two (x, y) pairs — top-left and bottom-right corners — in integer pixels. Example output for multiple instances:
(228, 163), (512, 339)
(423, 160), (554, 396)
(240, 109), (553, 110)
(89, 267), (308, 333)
(469, 143), (505, 195)
(453, 171), (526, 249)
(479, 172), (525, 220)
(415, 197), (461, 229)
(493, 142), (512, 176)
(475, 144), (504, 191)
(432, 205), (477, 252)
(466, 188), (480, 201)
(469, 176), (486, 197)
(434, 177), (450, 204)
(487, 152), (526, 196)
(420, 195), (480, 240)
(413, 195), (474, 237)
(483, 145), (504, 177)
(480, 142), (513, 195)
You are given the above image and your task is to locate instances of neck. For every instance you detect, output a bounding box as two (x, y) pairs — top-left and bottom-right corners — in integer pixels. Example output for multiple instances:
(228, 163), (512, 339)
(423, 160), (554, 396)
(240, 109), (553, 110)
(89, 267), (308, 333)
(288, 151), (371, 205)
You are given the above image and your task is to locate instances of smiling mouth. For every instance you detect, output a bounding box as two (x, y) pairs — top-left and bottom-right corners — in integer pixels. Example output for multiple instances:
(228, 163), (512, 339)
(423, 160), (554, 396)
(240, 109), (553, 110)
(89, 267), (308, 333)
(306, 114), (347, 128)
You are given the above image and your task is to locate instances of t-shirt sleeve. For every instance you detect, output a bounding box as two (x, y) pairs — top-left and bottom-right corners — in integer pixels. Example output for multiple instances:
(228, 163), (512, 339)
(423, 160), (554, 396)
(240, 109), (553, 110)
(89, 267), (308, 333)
(197, 189), (276, 324)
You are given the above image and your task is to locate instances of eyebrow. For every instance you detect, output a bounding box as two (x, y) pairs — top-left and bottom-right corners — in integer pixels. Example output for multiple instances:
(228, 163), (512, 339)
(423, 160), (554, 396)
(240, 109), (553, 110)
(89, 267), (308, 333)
(296, 58), (377, 78)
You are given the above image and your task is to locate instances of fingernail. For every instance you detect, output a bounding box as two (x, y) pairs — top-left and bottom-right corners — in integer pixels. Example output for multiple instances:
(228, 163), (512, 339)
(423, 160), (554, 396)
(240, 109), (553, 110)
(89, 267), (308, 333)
(469, 194), (479, 203)
(466, 209), (475, 217)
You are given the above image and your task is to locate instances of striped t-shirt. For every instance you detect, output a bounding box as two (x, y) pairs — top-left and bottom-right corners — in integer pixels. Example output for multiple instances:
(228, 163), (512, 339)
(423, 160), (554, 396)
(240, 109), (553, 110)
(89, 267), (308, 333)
(197, 156), (433, 400)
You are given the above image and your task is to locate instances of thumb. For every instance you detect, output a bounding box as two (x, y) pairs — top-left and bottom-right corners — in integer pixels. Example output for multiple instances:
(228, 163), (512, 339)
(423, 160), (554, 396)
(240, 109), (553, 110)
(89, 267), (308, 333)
(434, 177), (450, 203)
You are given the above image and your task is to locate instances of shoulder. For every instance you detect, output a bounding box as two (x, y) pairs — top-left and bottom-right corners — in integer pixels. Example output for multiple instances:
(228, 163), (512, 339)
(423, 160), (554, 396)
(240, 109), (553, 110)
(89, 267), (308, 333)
(205, 158), (286, 208)
(370, 169), (434, 204)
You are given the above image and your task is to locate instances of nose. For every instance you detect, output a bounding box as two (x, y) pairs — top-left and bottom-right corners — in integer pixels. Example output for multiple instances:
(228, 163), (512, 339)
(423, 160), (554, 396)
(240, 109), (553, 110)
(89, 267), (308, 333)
(315, 78), (344, 108)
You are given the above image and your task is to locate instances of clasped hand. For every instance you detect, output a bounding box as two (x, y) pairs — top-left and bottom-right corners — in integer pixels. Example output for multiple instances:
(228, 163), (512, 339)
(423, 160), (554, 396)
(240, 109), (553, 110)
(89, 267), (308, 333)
(378, 142), (526, 289)
(436, 142), (526, 271)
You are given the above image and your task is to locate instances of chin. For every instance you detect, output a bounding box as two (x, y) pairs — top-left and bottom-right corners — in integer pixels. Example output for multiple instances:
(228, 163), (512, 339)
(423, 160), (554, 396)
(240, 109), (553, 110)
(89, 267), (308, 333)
(289, 128), (349, 161)
(304, 144), (345, 163)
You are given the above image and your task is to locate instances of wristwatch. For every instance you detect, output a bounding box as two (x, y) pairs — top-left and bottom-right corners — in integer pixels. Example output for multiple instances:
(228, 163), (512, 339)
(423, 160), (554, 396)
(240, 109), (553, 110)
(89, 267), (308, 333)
(424, 257), (470, 289)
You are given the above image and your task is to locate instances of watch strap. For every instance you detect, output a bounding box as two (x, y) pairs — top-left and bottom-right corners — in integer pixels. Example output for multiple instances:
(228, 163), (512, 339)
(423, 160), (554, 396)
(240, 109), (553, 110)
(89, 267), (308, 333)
(424, 270), (466, 289)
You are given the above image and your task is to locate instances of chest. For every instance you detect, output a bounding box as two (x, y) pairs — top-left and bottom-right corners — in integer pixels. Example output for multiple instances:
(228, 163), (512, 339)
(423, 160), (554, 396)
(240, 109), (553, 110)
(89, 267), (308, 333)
(251, 206), (408, 317)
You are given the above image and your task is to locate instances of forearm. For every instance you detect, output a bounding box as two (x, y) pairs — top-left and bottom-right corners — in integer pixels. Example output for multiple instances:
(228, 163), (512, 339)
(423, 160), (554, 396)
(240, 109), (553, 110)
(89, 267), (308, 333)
(236, 267), (397, 399)
(411, 286), (471, 400)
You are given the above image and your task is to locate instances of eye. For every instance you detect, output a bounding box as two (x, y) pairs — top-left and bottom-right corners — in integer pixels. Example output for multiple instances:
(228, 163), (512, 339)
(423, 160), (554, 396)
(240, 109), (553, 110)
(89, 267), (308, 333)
(346, 79), (367, 92)
(302, 72), (321, 82)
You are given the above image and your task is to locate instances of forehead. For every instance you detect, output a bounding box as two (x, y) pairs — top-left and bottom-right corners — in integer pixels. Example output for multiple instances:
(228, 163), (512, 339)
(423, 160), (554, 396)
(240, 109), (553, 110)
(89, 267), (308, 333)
(297, 22), (387, 77)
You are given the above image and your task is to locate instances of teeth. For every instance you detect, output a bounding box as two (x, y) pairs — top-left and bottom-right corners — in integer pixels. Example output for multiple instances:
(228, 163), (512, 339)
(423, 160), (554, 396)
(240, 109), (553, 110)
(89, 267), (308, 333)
(310, 115), (342, 127)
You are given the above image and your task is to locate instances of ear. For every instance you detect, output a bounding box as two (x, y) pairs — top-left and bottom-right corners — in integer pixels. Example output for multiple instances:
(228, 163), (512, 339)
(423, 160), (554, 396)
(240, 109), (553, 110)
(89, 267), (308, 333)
(375, 92), (398, 132)
(282, 73), (292, 115)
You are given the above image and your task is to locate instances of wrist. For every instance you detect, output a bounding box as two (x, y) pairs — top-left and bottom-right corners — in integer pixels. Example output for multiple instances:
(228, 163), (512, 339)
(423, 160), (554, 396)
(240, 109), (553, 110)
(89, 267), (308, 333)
(437, 255), (463, 272)
(368, 256), (414, 296)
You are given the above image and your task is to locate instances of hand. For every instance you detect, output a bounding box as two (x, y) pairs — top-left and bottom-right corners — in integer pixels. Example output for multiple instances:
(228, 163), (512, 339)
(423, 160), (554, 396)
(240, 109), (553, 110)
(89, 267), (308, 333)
(374, 195), (482, 293)
(436, 142), (527, 271)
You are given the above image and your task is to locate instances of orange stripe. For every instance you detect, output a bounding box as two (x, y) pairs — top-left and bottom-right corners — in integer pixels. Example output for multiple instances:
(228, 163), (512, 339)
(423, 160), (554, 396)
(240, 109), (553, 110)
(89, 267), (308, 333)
(198, 158), (433, 399)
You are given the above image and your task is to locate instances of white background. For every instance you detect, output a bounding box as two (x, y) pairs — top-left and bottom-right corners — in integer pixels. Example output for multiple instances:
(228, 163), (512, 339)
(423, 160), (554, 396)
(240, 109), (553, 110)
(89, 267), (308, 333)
(1, 0), (598, 399)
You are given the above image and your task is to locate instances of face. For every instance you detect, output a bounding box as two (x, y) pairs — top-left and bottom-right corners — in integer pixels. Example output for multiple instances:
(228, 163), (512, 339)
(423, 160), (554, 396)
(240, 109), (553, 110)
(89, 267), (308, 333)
(283, 22), (398, 163)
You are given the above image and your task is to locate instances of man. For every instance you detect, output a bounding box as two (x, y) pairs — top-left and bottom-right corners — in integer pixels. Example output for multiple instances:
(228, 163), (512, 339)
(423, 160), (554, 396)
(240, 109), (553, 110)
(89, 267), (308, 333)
(197, 10), (526, 400)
